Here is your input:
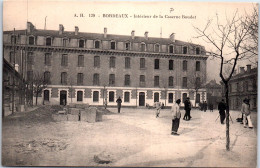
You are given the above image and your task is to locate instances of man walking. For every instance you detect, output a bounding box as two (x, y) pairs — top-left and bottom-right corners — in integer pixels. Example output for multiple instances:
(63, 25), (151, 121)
(218, 99), (226, 124)
(155, 101), (161, 118)
(184, 97), (192, 120)
(171, 99), (181, 136)
(116, 96), (122, 113)
(241, 98), (253, 129)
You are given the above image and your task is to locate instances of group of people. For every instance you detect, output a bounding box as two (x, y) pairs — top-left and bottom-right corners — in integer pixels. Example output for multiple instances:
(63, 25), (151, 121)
(218, 98), (253, 129)
(199, 101), (213, 112)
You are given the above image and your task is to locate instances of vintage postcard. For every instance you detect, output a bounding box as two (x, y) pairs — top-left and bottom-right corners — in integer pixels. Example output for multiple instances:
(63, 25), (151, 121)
(2, 1), (258, 167)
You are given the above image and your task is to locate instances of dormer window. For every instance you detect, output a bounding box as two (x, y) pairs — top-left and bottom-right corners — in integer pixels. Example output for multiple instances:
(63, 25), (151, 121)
(169, 45), (174, 53)
(141, 42), (146, 52)
(111, 41), (116, 50)
(94, 40), (100, 49)
(154, 44), (160, 52)
(196, 47), (200, 55)
(11, 35), (16, 44)
(46, 37), (52, 46)
(28, 36), (35, 45)
(79, 39), (85, 48)
(183, 46), (188, 54)
(63, 38), (68, 47)
(125, 42), (130, 50)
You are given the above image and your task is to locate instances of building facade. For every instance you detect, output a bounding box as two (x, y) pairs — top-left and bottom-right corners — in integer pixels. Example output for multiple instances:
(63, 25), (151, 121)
(3, 22), (208, 107)
(205, 80), (222, 109)
(221, 65), (257, 111)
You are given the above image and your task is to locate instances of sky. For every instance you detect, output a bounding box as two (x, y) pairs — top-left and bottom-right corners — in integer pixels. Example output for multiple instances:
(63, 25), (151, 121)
(3, 0), (258, 83)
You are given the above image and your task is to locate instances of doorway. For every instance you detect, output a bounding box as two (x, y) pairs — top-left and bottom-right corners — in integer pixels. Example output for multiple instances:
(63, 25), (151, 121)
(139, 92), (145, 106)
(44, 90), (50, 101)
(60, 90), (67, 105)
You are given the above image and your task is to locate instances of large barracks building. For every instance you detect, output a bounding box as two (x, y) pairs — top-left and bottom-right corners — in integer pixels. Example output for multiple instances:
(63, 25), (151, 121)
(3, 22), (208, 107)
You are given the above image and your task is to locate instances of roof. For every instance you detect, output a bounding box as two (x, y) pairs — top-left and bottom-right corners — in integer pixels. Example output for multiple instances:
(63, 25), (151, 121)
(4, 29), (205, 48)
(205, 80), (221, 88)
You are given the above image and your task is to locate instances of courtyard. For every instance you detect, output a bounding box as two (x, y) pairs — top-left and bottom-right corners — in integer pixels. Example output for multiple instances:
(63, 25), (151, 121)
(2, 106), (257, 167)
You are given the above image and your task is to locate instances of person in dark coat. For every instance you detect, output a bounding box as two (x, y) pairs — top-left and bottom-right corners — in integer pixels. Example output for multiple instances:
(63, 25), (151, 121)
(116, 97), (122, 113)
(218, 99), (226, 124)
(203, 101), (207, 112)
(184, 97), (192, 121)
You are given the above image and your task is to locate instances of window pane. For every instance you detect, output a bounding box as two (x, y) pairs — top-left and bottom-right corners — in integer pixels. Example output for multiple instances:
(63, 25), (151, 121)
(61, 72), (67, 84)
(196, 77), (200, 87)
(61, 54), (68, 66)
(46, 38), (51, 46)
(155, 44), (159, 52)
(169, 76), (174, 87)
(196, 61), (200, 71)
(154, 76), (159, 87)
(169, 45), (174, 53)
(79, 40), (84, 48)
(183, 77), (187, 87)
(93, 91), (99, 102)
(125, 43), (130, 50)
(77, 91), (83, 101)
(29, 37), (34, 45)
(110, 57), (116, 68)
(169, 60), (174, 70)
(183, 46), (187, 54)
(196, 47), (200, 55)
(95, 41), (100, 48)
(141, 43), (145, 52)
(109, 91), (114, 102)
(45, 53), (51, 66)
(140, 58), (145, 69)
(93, 74), (99, 85)
(44, 71), (51, 84)
(183, 60), (187, 71)
(154, 92), (159, 102)
(154, 59), (160, 69)
(125, 57), (130, 69)
(182, 93), (187, 103)
(94, 56), (100, 67)
(77, 73), (83, 85)
(78, 55), (84, 67)
(140, 75), (145, 87)
(124, 92), (130, 102)
(111, 42), (116, 49)
(109, 74), (115, 86)
(125, 75), (130, 86)
(27, 52), (34, 65)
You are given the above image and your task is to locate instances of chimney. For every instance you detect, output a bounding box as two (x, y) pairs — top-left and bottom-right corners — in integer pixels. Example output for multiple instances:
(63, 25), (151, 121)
(59, 24), (64, 35)
(27, 22), (35, 33)
(75, 26), (79, 35)
(144, 31), (148, 40)
(246, 64), (251, 73)
(131, 30), (135, 40)
(104, 27), (107, 38)
(240, 67), (245, 73)
(170, 33), (175, 42)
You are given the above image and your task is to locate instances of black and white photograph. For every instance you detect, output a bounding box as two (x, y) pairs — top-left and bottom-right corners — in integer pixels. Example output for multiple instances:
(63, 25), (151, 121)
(2, 1), (258, 167)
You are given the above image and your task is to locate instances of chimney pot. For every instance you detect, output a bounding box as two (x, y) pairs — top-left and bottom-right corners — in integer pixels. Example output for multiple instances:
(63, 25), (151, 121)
(144, 31), (148, 40)
(27, 22), (35, 33)
(104, 27), (107, 38)
(59, 24), (64, 35)
(131, 30), (135, 40)
(240, 67), (245, 73)
(246, 64), (251, 73)
(170, 33), (175, 42)
(75, 26), (79, 35)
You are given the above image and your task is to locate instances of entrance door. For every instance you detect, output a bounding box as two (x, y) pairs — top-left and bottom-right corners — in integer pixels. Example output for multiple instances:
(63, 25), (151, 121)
(44, 90), (50, 101)
(139, 92), (145, 106)
(60, 90), (67, 105)
(182, 93), (187, 103)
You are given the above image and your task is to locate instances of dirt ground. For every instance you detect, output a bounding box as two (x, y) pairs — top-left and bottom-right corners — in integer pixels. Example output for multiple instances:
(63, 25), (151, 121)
(2, 106), (257, 167)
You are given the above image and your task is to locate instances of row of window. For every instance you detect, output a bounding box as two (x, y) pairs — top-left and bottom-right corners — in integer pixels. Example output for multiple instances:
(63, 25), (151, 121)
(228, 79), (257, 93)
(11, 35), (202, 54)
(23, 52), (201, 71)
(30, 71), (201, 88)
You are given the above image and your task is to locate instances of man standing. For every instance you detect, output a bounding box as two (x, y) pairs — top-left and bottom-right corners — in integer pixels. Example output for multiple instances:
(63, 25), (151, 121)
(184, 97), (192, 120)
(241, 98), (253, 129)
(218, 99), (226, 124)
(171, 99), (181, 136)
(155, 101), (161, 118)
(116, 97), (122, 113)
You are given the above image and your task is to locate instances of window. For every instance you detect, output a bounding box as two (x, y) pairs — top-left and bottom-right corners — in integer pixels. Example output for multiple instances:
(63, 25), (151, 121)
(236, 82), (239, 91)
(44, 71), (51, 84)
(196, 61), (200, 71)
(45, 53), (51, 66)
(125, 75), (130, 86)
(111, 41), (116, 50)
(93, 91), (99, 102)
(154, 92), (159, 102)
(196, 94), (200, 103)
(244, 81), (248, 91)
(125, 57), (131, 69)
(252, 78), (257, 90)
(109, 74), (115, 86)
(79, 39), (84, 48)
(183, 46), (188, 54)
(61, 72), (67, 85)
(46, 37), (52, 46)
(124, 92), (130, 102)
(11, 35), (16, 44)
(183, 77), (187, 87)
(93, 73), (99, 85)
(29, 36), (34, 45)
(154, 59), (160, 69)
(109, 91), (115, 102)
(77, 73), (83, 85)
(94, 56), (100, 67)
(169, 76), (174, 87)
(27, 52), (34, 65)
(125, 42), (130, 50)
(61, 54), (68, 66)
(140, 75), (145, 87)
(78, 55), (84, 67)
(140, 58), (145, 69)
(9, 51), (14, 64)
(63, 39), (68, 47)
(183, 60), (187, 71)
(27, 71), (33, 82)
(154, 76), (159, 87)
(44, 90), (50, 101)
(141, 43), (146, 52)
(168, 93), (173, 103)
(95, 41), (100, 49)
(77, 91), (83, 102)
(169, 45), (174, 53)
(196, 47), (200, 55)
(196, 77), (201, 87)
(154, 44), (160, 52)
(110, 56), (116, 68)
(169, 60), (174, 70)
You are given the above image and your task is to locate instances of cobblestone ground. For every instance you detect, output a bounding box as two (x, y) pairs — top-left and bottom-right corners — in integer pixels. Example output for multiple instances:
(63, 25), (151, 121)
(2, 106), (257, 167)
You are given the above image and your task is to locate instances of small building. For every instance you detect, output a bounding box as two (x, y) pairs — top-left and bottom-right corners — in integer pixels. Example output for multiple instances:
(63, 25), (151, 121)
(205, 80), (222, 109)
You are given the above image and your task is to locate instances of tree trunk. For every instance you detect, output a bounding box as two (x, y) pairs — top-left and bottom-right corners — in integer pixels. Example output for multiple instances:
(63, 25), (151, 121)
(225, 83), (230, 151)
(36, 92), (38, 106)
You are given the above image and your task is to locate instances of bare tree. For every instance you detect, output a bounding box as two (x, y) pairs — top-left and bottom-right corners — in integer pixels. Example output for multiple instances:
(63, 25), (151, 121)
(33, 72), (47, 106)
(187, 73), (205, 107)
(194, 8), (257, 151)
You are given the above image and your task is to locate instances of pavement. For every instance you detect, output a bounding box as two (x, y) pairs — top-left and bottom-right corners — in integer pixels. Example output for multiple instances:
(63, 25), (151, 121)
(2, 107), (257, 167)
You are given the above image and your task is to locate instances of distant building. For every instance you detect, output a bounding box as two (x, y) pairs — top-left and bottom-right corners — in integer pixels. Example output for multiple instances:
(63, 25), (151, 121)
(221, 65), (257, 111)
(205, 80), (222, 109)
(3, 22), (209, 107)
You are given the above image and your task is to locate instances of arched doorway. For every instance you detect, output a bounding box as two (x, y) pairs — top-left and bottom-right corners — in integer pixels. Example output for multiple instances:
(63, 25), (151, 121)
(44, 90), (50, 101)
(60, 90), (67, 105)
(139, 92), (145, 106)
